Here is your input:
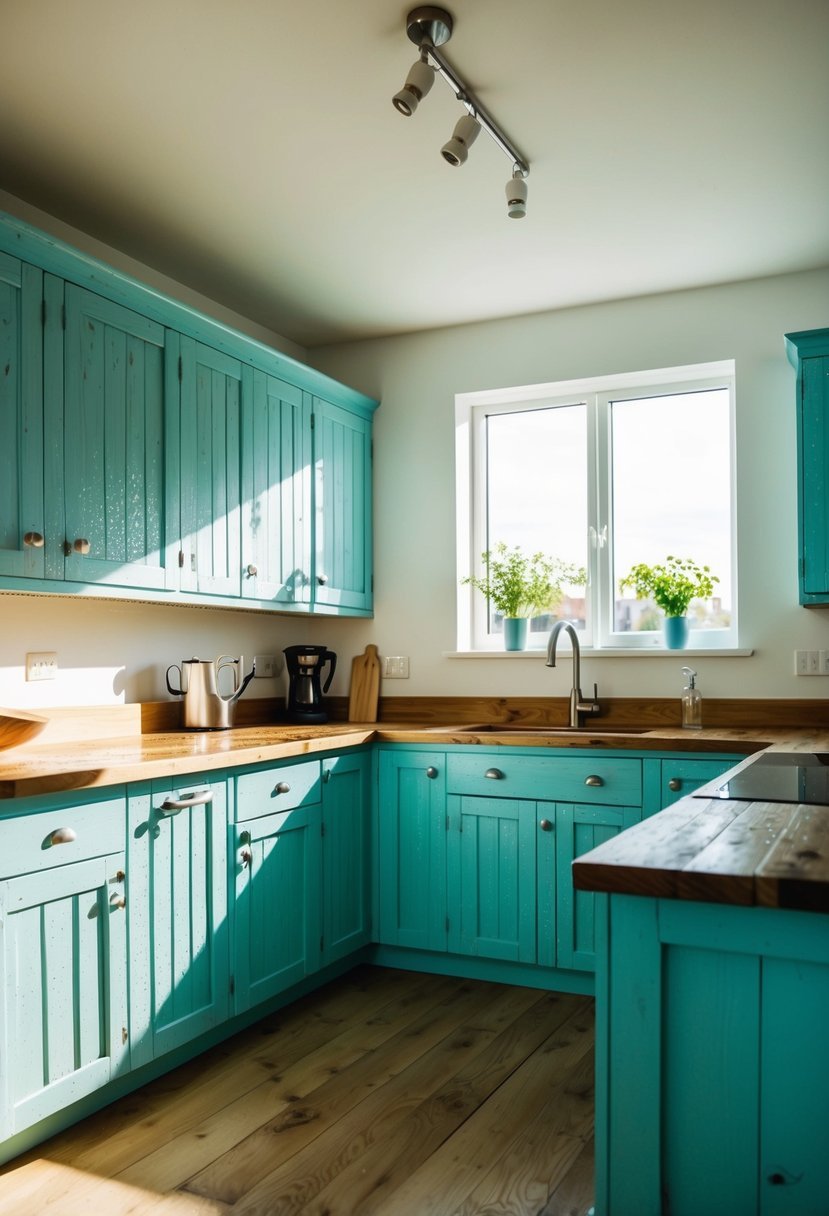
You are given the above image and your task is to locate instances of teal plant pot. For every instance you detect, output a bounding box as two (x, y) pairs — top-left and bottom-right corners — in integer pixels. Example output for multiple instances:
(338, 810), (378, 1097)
(503, 617), (529, 651)
(663, 615), (689, 650)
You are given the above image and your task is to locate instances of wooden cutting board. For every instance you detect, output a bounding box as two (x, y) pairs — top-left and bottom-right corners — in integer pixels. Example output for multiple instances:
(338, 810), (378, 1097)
(348, 645), (381, 723)
(0, 707), (47, 750)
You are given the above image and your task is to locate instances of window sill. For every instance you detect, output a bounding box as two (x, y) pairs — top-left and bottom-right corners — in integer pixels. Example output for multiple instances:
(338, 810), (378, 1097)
(446, 648), (754, 659)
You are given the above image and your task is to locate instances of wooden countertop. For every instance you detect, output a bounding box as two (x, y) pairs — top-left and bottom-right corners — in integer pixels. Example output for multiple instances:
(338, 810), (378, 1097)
(0, 712), (826, 800)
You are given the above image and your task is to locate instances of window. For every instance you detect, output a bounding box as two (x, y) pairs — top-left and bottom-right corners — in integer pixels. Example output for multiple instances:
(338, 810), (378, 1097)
(456, 362), (736, 651)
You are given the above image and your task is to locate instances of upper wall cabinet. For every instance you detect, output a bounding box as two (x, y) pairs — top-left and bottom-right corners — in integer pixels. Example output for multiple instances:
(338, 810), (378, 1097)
(0, 211), (379, 616)
(787, 329), (829, 605)
(0, 252), (44, 579)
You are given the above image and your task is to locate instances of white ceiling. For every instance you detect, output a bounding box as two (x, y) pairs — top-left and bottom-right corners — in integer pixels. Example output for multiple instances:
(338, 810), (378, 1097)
(2, 0), (828, 347)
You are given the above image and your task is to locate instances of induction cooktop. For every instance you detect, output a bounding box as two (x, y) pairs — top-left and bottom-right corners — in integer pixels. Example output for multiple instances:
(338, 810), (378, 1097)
(696, 752), (829, 805)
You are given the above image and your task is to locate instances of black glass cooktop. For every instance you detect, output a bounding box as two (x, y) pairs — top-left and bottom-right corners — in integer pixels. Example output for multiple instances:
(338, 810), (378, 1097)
(697, 752), (829, 805)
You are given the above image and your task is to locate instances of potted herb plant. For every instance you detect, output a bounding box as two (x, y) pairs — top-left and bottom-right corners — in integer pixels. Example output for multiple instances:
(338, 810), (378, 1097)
(463, 542), (586, 650)
(619, 555), (719, 649)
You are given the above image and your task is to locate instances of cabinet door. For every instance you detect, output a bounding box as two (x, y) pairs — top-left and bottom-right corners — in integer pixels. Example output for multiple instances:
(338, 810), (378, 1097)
(241, 368), (312, 605)
(62, 283), (170, 590)
(660, 757), (737, 809)
(556, 802), (639, 972)
(800, 354), (829, 600)
(0, 253), (44, 579)
(177, 334), (242, 597)
(446, 795), (540, 963)
(0, 854), (127, 1137)
(232, 803), (321, 1012)
(321, 751), (370, 964)
(376, 751), (447, 951)
(127, 777), (229, 1065)
(312, 397), (372, 612)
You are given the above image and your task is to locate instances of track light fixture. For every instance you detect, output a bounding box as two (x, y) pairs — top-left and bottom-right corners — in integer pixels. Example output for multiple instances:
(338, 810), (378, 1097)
(391, 6), (530, 217)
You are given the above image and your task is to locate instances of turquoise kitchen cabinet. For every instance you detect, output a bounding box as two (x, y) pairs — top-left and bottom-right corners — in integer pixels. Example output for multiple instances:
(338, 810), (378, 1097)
(376, 750), (448, 951)
(58, 282), (171, 591)
(0, 252), (44, 579)
(786, 328), (829, 604)
(658, 755), (738, 809)
(0, 790), (127, 1139)
(554, 802), (639, 972)
(172, 334), (243, 598)
(321, 750), (372, 965)
(446, 794), (549, 964)
(312, 396), (373, 613)
(127, 774), (229, 1066)
(241, 369), (311, 606)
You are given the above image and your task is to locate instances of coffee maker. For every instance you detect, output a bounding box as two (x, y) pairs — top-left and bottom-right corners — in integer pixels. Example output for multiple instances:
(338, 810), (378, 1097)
(283, 645), (337, 724)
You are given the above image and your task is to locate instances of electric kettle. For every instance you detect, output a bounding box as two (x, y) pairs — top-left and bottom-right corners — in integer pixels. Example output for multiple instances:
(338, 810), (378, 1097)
(166, 656), (256, 730)
(283, 645), (337, 724)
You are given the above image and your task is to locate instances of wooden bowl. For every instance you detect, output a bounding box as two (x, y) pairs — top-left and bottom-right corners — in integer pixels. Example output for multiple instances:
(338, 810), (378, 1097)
(0, 708), (48, 750)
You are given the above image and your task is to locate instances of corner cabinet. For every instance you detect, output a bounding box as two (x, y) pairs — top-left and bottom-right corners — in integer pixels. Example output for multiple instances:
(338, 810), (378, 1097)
(0, 211), (378, 616)
(786, 328), (829, 605)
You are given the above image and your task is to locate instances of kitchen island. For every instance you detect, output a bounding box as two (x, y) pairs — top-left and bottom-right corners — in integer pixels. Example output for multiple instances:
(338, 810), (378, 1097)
(573, 756), (829, 1216)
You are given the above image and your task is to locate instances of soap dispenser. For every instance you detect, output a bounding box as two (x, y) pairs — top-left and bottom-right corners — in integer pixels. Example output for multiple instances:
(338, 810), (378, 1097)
(681, 666), (702, 729)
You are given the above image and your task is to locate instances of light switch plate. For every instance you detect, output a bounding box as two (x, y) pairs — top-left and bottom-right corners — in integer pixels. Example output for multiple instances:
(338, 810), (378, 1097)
(383, 655), (410, 679)
(26, 651), (58, 681)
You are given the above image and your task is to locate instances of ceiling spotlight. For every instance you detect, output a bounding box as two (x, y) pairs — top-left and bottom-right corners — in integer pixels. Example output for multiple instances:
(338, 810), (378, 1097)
(392, 51), (436, 116)
(506, 168), (528, 219)
(441, 113), (480, 166)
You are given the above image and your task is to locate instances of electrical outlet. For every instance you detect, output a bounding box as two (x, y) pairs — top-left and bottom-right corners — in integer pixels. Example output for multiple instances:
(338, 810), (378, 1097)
(383, 656), (410, 679)
(26, 651), (58, 681)
(253, 654), (280, 678)
(794, 649), (825, 676)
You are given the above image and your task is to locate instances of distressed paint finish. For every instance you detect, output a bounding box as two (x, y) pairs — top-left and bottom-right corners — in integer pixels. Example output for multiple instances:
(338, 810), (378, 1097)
(241, 368), (312, 605)
(321, 750), (371, 964)
(658, 755), (737, 808)
(312, 396), (372, 611)
(126, 775), (229, 1067)
(0, 853), (127, 1138)
(376, 749), (447, 951)
(0, 252), (43, 578)
(62, 285), (167, 590)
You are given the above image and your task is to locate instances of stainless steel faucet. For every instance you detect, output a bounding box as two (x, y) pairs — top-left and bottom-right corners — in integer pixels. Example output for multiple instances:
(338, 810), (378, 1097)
(545, 621), (601, 728)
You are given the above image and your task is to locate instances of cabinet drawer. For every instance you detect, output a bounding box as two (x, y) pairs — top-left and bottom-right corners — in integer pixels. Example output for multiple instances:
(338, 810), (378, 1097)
(234, 759), (321, 821)
(446, 753), (642, 807)
(0, 794), (125, 879)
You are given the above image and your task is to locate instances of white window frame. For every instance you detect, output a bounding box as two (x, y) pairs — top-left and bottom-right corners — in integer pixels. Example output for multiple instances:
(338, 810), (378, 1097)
(456, 361), (737, 653)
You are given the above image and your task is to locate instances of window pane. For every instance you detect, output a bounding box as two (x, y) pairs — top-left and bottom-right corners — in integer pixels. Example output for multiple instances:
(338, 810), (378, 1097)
(486, 403), (588, 637)
(611, 389), (731, 633)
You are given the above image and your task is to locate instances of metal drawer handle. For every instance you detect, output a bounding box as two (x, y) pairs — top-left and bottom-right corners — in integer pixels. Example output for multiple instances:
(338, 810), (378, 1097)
(668, 778), (682, 792)
(109, 892), (126, 910)
(159, 790), (214, 815)
(23, 531), (44, 548)
(584, 775), (604, 787)
(485, 768), (504, 780)
(539, 819), (553, 832)
(274, 782), (291, 795)
(426, 766), (438, 779)
(49, 827), (77, 846)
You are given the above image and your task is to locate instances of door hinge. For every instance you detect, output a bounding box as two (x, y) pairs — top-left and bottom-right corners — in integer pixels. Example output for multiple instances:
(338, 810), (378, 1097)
(41, 299), (46, 327)
(310, 412), (315, 430)
(61, 303), (66, 330)
(178, 550), (185, 568)
(122, 1026), (128, 1045)
(229, 975), (235, 997)
(178, 355), (183, 381)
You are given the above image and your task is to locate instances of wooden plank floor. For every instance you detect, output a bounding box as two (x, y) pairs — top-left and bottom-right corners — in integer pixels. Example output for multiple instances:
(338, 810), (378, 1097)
(0, 966), (595, 1216)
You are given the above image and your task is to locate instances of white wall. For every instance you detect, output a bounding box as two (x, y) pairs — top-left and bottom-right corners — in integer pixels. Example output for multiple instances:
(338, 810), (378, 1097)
(311, 268), (829, 702)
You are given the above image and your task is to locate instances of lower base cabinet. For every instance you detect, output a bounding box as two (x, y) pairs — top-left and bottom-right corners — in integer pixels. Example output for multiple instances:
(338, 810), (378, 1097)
(127, 775), (229, 1069)
(0, 789), (128, 1139)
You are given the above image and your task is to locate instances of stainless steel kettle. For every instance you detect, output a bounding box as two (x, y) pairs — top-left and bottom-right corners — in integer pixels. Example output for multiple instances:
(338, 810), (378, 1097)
(165, 656), (256, 730)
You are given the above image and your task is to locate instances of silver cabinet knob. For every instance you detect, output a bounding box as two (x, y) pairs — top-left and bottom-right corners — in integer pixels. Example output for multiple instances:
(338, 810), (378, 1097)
(425, 766), (438, 779)
(584, 775), (604, 787)
(246, 564), (258, 577)
(485, 768), (504, 780)
(73, 538), (90, 554)
(23, 531), (44, 548)
(317, 574), (328, 585)
(49, 827), (76, 845)
(539, 819), (554, 832)
(668, 778), (682, 792)
(109, 892), (126, 910)
(274, 782), (290, 795)
(240, 848), (252, 869)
